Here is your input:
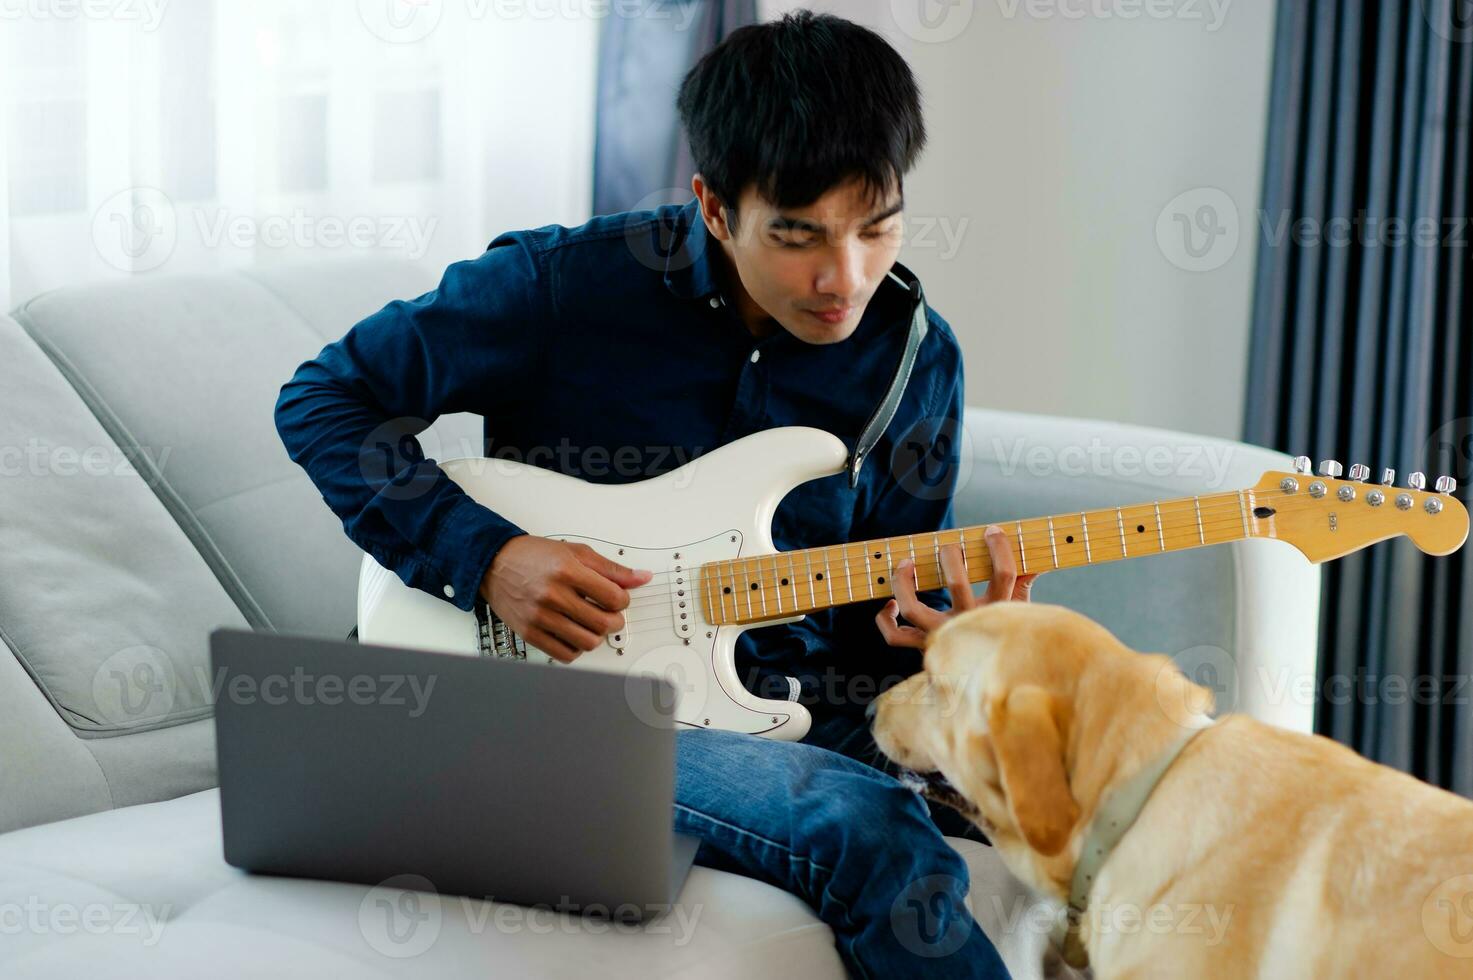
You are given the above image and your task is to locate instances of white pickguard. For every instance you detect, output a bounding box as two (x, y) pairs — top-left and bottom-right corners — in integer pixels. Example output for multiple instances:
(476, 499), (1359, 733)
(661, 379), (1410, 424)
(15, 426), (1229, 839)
(356, 426), (852, 741)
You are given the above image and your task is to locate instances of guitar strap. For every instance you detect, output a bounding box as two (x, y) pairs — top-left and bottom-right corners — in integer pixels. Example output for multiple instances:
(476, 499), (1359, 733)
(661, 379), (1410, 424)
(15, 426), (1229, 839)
(847, 262), (929, 489)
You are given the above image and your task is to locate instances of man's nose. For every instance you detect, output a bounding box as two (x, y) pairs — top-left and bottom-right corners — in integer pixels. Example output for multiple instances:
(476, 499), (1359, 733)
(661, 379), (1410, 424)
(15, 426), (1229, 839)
(817, 244), (864, 298)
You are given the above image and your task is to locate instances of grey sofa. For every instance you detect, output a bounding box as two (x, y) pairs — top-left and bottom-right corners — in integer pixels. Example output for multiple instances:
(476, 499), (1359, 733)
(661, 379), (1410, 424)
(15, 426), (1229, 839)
(0, 259), (1320, 978)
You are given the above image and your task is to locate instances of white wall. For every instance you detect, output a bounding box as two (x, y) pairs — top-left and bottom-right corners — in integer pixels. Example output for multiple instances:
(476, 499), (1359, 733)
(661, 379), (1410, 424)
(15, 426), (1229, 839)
(763, 0), (1277, 442)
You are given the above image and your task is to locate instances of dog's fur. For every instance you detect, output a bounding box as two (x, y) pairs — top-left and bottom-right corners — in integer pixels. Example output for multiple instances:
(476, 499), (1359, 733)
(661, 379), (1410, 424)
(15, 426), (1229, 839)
(871, 602), (1473, 979)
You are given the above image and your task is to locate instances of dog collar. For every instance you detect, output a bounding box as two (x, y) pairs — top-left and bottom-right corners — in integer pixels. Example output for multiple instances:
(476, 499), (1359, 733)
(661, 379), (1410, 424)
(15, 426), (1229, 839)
(1052, 720), (1216, 969)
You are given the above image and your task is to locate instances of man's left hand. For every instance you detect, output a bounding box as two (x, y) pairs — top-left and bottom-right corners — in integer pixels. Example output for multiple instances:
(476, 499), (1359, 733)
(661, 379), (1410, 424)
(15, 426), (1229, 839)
(875, 525), (1040, 650)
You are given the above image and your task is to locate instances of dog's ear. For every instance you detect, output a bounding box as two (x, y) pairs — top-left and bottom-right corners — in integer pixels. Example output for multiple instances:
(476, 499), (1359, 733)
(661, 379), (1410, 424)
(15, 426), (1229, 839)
(985, 684), (1080, 857)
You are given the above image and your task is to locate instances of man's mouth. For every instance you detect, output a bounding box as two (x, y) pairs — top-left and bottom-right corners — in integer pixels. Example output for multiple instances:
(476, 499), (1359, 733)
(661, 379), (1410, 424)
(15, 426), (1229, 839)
(807, 306), (853, 324)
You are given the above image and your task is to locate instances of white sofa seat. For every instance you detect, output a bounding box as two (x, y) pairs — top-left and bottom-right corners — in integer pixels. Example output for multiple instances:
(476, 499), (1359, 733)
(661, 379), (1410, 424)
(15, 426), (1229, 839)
(0, 790), (1056, 979)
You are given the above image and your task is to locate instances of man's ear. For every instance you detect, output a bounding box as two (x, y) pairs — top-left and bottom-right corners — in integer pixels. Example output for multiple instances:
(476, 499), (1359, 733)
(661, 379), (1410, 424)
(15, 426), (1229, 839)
(987, 685), (1080, 857)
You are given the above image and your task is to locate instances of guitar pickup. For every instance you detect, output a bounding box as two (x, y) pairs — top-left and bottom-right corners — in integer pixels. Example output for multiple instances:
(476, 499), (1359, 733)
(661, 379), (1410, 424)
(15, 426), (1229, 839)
(670, 560), (692, 639)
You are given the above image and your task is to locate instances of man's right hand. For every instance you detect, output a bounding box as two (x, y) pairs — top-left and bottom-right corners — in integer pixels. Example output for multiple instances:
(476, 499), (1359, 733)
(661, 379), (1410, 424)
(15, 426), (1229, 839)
(480, 535), (653, 663)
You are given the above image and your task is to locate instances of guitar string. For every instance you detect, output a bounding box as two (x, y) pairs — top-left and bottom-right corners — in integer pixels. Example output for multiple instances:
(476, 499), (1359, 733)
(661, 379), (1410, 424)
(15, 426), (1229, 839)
(555, 488), (1446, 636)
(594, 484), (1420, 613)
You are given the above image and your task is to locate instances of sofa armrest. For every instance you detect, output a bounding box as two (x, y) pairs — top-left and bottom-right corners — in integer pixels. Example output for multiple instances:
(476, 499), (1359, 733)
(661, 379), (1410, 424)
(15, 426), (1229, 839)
(956, 406), (1321, 734)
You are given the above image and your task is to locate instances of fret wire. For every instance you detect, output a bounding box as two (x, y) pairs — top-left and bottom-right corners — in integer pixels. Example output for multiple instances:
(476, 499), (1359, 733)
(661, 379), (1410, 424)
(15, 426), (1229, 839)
(743, 556), (754, 620)
(771, 552), (783, 615)
(1116, 507), (1128, 557)
(788, 551), (801, 613)
(1154, 502), (1166, 552)
(1080, 512), (1092, 563)
(1237, 490), (1250, 537)
(1194, 496), (1205, 545)
(1047, 516), (1060, 568)
(806, 547), (817, 610)
(1016, 520), (1029, 574)
(864, 544), (875, 598)
(843, 545), (854, 602)
(824, 546), (835, 605)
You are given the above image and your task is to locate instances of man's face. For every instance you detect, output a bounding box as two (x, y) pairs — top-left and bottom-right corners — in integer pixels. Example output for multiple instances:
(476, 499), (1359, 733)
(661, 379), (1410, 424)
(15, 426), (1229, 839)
(698, 176), (905, 344)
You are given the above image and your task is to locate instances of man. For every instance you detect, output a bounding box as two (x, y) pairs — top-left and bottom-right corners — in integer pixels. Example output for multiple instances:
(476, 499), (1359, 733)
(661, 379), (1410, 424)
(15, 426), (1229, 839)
(277, 11), (1036, 977)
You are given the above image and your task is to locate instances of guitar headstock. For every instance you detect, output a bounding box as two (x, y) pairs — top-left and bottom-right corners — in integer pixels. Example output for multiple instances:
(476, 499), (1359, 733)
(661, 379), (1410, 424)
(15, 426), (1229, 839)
(1249, 457), (1468, 563)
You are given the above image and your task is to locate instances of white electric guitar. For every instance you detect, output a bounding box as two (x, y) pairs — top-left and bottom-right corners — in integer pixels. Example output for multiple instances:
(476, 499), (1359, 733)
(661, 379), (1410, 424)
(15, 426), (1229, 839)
(358, 427), (1468, 741)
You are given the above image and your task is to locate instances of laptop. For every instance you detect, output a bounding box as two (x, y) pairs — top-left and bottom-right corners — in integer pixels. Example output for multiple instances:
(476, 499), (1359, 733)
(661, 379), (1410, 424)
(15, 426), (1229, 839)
(210, 629), (698, 919)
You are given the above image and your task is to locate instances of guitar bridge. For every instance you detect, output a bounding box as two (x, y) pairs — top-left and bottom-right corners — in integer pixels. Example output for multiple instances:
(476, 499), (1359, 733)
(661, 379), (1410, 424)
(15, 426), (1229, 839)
(475, 599), (526, 660)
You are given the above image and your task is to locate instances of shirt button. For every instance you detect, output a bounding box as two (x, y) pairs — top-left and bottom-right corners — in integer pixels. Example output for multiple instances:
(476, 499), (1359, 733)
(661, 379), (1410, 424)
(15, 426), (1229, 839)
(709, 297), (721, 309)
(749, 349), (761, 364)
(443, 584), (456, 599)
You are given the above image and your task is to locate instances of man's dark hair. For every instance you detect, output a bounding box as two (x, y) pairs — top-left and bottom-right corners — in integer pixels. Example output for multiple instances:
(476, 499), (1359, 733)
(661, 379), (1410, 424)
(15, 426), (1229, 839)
(676, 10), (926, 216)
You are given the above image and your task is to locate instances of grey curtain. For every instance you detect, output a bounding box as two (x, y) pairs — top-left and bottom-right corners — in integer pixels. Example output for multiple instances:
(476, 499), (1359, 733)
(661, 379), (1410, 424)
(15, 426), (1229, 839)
(593, 0), (758, 216)
(1246, 1), (1471, 793)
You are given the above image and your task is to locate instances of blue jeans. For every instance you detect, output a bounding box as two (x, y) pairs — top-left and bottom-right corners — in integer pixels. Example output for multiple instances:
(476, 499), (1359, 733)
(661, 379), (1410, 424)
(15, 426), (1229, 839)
(673, 714), (1010, 979)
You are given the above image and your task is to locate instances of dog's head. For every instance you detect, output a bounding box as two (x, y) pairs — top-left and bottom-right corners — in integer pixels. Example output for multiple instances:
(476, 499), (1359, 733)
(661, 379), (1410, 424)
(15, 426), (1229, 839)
(871, 602), (1216, 898)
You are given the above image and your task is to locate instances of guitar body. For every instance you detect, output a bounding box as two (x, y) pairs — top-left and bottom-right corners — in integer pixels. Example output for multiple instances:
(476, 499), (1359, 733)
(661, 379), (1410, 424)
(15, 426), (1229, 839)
(358, 426), (852, 741)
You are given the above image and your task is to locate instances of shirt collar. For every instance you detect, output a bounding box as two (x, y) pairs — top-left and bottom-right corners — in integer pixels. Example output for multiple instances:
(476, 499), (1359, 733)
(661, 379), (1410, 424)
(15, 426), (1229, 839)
(662, 197), (721, 300)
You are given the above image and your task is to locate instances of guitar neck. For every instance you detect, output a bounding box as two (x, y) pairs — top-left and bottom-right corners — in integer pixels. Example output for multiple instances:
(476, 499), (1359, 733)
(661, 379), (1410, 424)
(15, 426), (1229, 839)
(700, 489), (1264, 626)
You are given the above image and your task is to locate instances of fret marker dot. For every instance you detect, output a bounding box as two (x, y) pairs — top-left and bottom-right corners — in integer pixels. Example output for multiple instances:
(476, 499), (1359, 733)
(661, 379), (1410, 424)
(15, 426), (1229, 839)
(877, 576), (886, 585)
(723, 587), (731, 594)
(781, 578), (789, 585)
(815, 572), (824, 580)
(1137, 524), (1145, 533)
(1066, 535), (1074, 544)
(750, 583), (759, 590)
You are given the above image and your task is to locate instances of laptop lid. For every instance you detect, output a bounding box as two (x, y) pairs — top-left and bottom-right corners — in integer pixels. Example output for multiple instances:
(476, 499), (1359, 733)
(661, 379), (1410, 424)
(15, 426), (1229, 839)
(211, 629), (694, 916)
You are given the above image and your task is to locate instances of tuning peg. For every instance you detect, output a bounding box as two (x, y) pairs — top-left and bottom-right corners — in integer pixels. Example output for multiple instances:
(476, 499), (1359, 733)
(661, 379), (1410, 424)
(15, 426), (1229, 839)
(1348, 464), (1369, 482)
(1293, 456), (1312, 474)
(1318, 460), (1344, 478)
(1435, 476), (1457, 495)
(1408, 472), (1426, 491)
(1380, 467), (1396, 485)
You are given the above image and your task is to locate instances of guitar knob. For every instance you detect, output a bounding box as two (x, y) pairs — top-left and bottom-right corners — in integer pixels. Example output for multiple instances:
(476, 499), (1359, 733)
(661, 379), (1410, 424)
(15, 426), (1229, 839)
(1380, 467), (1396, 485)
(1293, 456), (1312, 475)
(1435, 476), (1457, 495)
(1318, 460), (1344, 478)
(1348, 464), (1370, 482)
(1408, 472), (1426, 491)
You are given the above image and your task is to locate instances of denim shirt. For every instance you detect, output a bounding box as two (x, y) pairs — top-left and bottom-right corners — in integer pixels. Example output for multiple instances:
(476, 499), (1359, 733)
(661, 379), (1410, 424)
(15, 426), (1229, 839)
(275, 197), (965, 715)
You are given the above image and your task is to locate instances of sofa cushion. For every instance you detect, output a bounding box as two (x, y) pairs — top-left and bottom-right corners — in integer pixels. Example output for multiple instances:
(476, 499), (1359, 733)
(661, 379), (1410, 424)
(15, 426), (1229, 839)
(0, 790), (1054, 979)
(0, 314), (242, 831)
(13, 260), (483, 639)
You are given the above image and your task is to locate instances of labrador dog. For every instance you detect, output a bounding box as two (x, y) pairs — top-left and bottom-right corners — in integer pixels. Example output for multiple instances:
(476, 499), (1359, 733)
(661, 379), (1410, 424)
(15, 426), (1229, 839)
(870, 602), (1473, 979)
